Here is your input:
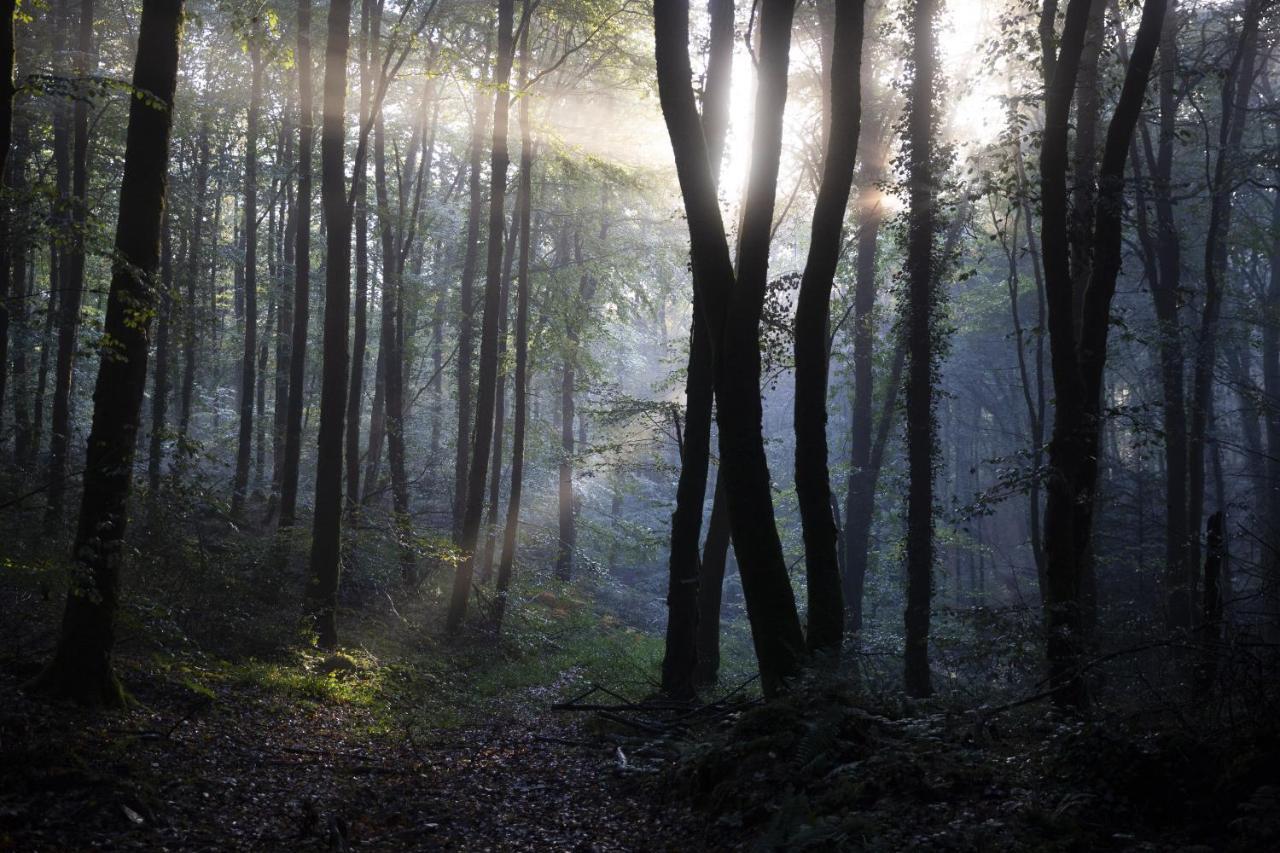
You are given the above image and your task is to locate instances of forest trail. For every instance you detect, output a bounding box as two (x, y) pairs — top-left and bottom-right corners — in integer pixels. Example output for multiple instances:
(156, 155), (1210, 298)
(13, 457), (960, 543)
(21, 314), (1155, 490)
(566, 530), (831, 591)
(0, 656), (707, 851)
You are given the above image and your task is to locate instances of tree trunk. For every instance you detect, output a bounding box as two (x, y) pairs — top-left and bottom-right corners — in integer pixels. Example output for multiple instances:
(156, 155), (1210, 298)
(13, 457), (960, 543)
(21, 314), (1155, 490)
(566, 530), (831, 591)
(902, 0), (938, 700)
(345, 0), (373, 521)
(693, 475), (730, 685)
(494, 12), (534, 632)
(178, 87), (211, 445)
(447, 0), (514, 632)
(26, 0), (182, 705)
(1039, 0), (1167, 709)
(232, 36), (263, 517)
(279, 0), (315, 530)
(659, 0), (733, 698)
(654, 0), (806, 697)
(793, 0), (864, 658)
(453, 52), (492, 540)
(305, 0), (353, 650)
(480, 206), (520, 583)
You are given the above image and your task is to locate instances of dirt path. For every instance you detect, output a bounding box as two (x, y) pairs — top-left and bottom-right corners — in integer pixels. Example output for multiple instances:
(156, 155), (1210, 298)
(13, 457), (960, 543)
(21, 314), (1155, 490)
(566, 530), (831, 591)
(0, 659), (711, 851)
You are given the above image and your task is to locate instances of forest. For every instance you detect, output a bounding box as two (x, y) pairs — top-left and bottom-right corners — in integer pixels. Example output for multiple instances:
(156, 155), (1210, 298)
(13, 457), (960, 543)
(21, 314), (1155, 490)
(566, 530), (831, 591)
(2, 0), (1280, 848)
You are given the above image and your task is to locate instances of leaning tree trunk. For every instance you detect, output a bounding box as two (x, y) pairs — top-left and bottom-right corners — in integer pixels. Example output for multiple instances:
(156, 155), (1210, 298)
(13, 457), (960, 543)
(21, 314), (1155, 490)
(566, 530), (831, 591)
(793, 0), (864, 658)
(447, 0), (514, 632)
(232, 37), (263, 517)
(305, 0), (353, 650)
(26, 0), (183, 705)
(279, 0), (315, 530)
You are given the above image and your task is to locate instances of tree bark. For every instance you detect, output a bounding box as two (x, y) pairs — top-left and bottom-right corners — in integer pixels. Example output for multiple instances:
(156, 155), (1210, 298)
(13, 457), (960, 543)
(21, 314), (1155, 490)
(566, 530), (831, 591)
(147, 217), (174, 494)
(346, 0), (373, 521)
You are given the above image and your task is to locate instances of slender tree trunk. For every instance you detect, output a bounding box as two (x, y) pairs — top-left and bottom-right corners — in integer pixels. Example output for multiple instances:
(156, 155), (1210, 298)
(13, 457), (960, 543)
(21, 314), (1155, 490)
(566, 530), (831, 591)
(447, 0), (514, 632)
(178, 89), (210, 444)
(0, 0), (13, 427)
(232, 37), (263, 516)
(26, 0), (182, 705)
(494, 12), (534, 631)
(794, 0), (864, 657)
(45, 0), (95, 532)
(1189, 1), (1260, 617)
(346, 0), (373, 521)
(480, 207), (520, 583)
(693, 475), (730, 684)
(902, 0), (938, 700)
(279, 0), (315, 530)
(305, 0), (353, 650)
(453, 50), (493, 540)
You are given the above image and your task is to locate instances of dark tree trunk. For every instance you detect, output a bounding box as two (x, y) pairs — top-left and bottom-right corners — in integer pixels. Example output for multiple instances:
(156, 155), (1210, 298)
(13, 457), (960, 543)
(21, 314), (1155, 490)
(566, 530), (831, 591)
(793, 0), (864, 658)
(480, 207), (520, 584)
(26, 0), (182, 705)
(659, 0), (733, 698)
(902, 0), (938, 700)
(178, 90), (211, 445)
(447, 0), (514, 632)
(693, 475), (730, 685)
(1039, 0), (1167, 709)
(345, 0), (373, 521)
(1189, 1), (1260, 617)
(0, 0), (13, 427)
(45, 0), (95, 533)
(494, 12), (533, 632)
(232, 38), (263, 517)
(453, 54), (492, 541)
(305, 0), (353, 650)
(279, 0), (315, 530)
(654, 0), (806, 697)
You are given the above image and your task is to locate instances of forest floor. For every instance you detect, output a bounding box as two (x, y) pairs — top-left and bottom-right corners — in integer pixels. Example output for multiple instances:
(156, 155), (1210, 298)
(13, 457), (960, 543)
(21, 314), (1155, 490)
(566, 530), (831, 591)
(4, 544), (1280, 851)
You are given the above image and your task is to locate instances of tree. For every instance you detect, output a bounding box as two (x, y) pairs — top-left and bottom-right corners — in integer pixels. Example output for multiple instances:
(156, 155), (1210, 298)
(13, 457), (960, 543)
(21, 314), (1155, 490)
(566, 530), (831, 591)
(232, 32), (264, 517)
(45, 0), (96, 532)
(305, 0), (354, 649)
(902, 0), (939, 699)
(793, 0), (865, 658)
(1038, 0), (1168, 708)
(654, 0), (806, 697)
(26, 0), (184, 705)
(278, 0), (315, 531)
(661, 0), (732, 699)
(448, 0), (515, 633)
